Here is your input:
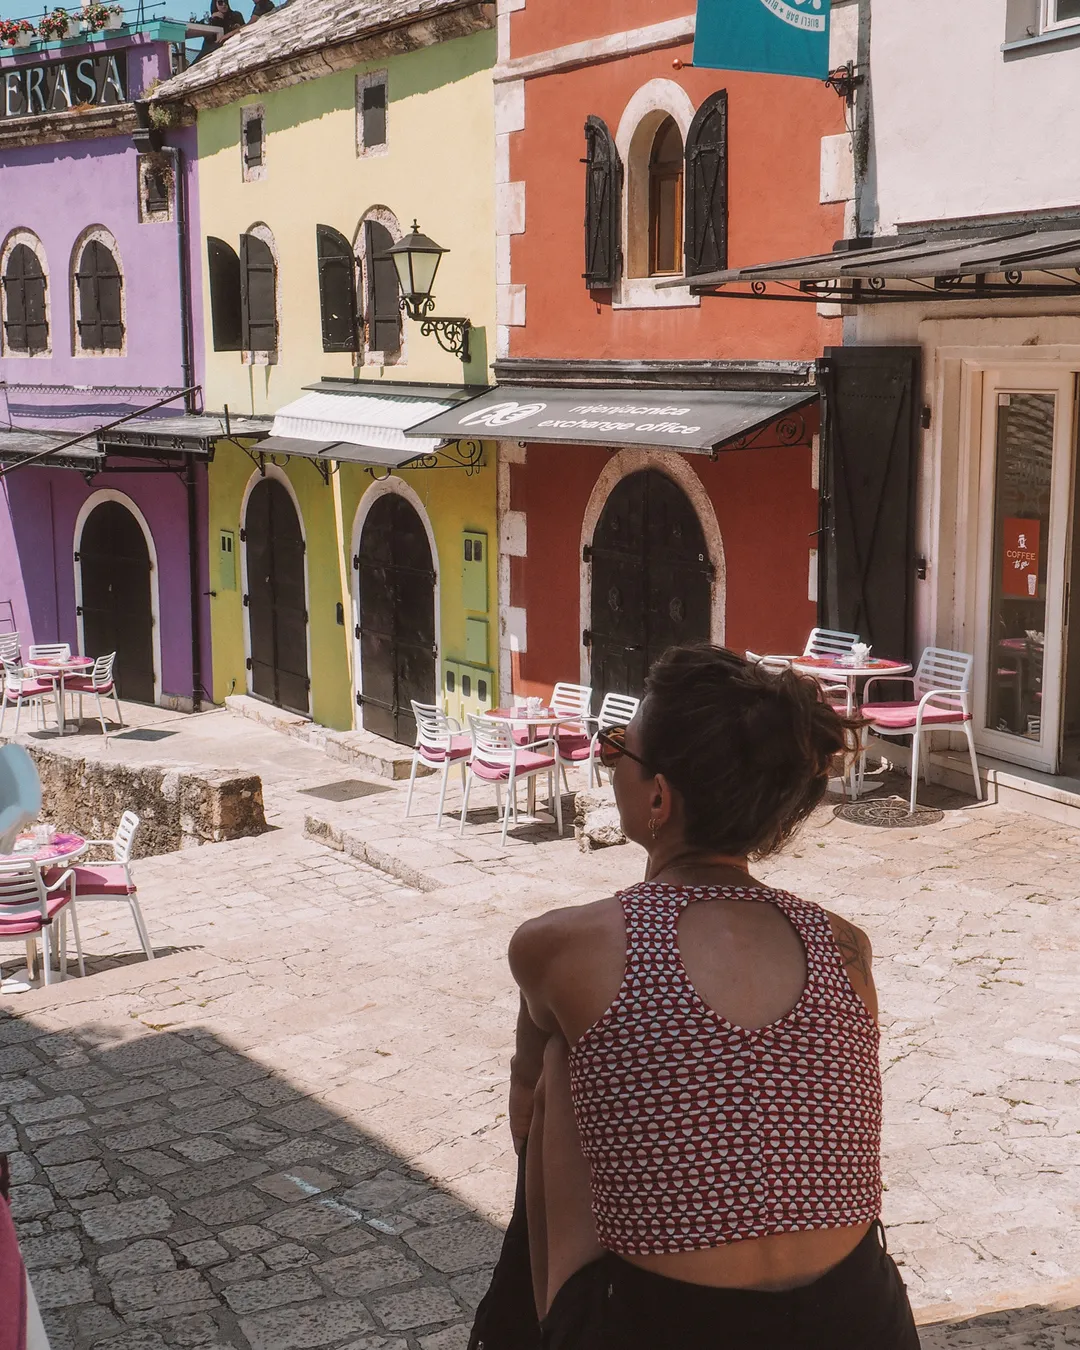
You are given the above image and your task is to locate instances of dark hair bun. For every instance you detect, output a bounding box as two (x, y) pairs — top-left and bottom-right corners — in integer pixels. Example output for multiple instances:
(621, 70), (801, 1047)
(641, 644), (860, 858)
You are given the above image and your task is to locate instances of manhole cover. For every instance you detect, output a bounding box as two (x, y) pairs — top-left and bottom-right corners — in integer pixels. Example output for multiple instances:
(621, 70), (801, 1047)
(299, 779), (392, 802)
(833, 796), (944, 828)
(112, 729), (179, 742)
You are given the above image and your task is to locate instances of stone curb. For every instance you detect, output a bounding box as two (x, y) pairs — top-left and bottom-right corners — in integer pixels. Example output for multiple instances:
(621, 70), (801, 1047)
(914, 1274), (1080, 1328)
(303, 812), (491, 894)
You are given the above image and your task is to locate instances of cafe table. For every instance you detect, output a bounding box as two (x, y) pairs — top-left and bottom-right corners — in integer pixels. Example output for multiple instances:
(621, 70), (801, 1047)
(791, 655), (913, 798)
(27, 656), (93, 736)
(486, 706), (579, 817)
(0, 831), (87, 992)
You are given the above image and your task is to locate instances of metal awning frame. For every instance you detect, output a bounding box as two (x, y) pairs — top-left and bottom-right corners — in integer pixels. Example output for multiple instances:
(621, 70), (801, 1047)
(693, 275), (1080, 306)
(252, 435), (486, 483)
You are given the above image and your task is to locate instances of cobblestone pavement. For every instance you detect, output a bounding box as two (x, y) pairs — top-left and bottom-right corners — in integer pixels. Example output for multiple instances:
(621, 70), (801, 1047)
(1, 707), (1079, 1346)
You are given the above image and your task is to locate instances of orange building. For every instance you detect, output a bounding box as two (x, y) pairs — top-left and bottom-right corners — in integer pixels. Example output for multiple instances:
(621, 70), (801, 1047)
(422, 0), (851, 704)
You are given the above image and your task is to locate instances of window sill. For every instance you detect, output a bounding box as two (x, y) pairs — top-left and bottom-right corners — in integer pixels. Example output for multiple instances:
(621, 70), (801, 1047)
(613, 277), (700, 310)
(1002, 24), (1080, 54)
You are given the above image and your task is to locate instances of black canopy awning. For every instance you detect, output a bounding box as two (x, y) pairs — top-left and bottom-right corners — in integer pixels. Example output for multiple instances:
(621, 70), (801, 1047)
(662, 226), (1080, 304)
(406, 385), (818, 454)
(0, 430), (103, 473)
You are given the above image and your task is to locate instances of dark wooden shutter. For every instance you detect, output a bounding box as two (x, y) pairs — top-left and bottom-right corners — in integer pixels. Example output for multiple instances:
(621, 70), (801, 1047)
(364, 220), (400, 356)
(316, 225), (358, 353)
(76, 240), (123, 351)
(240, 233), (277, 352)
(583, 115), (621, 289)
(3, 243), (48, 355)
(819, 347), (922, 661)
(207, 237), (243, 352)
(684, 91), (728, 278)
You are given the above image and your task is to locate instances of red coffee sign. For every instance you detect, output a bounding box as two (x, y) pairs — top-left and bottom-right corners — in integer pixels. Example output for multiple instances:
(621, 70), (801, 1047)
(1002, 517), (1040, 597)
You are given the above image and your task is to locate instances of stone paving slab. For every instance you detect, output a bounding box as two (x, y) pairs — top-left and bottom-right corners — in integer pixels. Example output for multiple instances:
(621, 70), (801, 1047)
(2, 708), (1080, 1345)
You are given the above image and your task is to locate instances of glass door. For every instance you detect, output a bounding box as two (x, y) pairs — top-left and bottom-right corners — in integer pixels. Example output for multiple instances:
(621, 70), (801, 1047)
(975, 371), (1076, 773)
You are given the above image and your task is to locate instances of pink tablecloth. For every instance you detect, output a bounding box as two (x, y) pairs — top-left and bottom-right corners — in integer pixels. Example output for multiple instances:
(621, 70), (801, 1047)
(0, 833), (86, 865)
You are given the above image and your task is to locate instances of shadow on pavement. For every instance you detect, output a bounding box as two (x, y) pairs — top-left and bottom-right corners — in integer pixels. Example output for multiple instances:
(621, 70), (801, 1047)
(918, 1292), (1080, 1346)
(2, 1013), (502, 1350)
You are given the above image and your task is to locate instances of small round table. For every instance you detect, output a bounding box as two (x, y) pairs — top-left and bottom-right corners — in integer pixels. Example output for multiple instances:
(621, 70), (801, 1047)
(792, 657), (913, 798)
(27, 657), (93, 736)
(487, 707), (579, 817)
(0, 832), (87, 992)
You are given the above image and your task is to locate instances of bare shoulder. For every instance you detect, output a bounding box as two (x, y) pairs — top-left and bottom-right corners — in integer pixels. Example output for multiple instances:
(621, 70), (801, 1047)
(509, 896), (621, 984)
(825, 910), (879, 1022)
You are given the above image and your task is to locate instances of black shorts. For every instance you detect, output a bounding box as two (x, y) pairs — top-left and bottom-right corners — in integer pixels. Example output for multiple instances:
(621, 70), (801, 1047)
(540, 1223), (921, 1350)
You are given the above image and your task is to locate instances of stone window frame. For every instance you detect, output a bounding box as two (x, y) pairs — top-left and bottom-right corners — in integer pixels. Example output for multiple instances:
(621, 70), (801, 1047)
(138, 151), (175, 224)
(70, 224), (126, 358)
(356, 69), (389, 159)
(241, 103), (267, 184)
(0, 228), (51, 359)
(613, 79), (700, 311)
(354, 206), (407, 369)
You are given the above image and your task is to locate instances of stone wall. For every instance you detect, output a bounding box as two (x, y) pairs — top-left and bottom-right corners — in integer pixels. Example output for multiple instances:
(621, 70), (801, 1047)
(29, 747), (266, 857)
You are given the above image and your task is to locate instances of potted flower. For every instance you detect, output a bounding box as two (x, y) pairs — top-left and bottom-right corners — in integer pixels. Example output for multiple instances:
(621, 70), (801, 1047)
(0, 18), (35, 47)
(38, 8), (78, 39)
(81, 2), (124, 31)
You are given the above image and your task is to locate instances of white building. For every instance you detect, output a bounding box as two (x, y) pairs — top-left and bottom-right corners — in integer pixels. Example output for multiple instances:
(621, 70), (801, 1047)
(686, 0), (1080, 812)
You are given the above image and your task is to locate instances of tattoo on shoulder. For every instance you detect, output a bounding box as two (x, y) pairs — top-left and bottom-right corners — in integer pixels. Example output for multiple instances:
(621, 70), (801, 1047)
(832, 919), (872, 984)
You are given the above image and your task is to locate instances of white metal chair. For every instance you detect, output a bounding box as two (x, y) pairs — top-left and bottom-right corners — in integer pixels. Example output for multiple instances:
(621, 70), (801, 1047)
(27, 643), (71, 663)
(65, 652), (123, 735)
(460, 714), (563, 847)
(0, 860), (82, 984)
(56, 811), (153, 962)
(0, 633), (19, 665)
(0, 659), (54, 735)
(549, 682), (593, 784)
(860, 647), (982, 814)
(748, 628), (860, 710)
(560, 692), (641, 786)
(404, 701), (471, 829)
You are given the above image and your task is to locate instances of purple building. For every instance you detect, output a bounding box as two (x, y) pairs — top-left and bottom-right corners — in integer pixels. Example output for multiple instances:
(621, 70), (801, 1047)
(0, 18), (260, 712)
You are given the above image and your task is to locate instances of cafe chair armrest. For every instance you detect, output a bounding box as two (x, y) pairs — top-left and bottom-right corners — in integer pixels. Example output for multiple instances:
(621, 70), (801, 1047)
(862, 673), (916, 705)
(42, 867), (74, 894)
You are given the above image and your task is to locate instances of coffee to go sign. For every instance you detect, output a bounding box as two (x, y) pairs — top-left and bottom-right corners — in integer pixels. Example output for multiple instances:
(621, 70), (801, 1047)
(1002, 517), (1041, 598)
(2, 51), (126, 120)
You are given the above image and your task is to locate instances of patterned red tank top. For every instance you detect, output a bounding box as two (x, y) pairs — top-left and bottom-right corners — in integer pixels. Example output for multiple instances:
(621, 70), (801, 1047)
(567, 882), (882, 1255)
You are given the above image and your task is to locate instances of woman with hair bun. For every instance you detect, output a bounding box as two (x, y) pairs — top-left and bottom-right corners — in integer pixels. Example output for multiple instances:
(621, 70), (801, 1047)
(506, 644), (920, 1350)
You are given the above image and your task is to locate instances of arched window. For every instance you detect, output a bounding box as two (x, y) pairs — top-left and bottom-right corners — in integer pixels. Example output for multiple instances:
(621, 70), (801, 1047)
(2, 238), (48, 355)
(648, 117), (683, 277)
(75, 237), (124, 352)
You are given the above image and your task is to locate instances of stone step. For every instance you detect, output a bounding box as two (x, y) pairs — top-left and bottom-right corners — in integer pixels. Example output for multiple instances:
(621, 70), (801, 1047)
(225, 694), (421, 781)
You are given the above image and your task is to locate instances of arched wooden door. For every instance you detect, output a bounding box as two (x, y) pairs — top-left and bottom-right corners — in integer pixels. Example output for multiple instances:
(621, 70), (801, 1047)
(78, 500), (155, 703)
(244, 478), (309, 716)
(588, 469), (713, 695)
(357, 494), (436, 745)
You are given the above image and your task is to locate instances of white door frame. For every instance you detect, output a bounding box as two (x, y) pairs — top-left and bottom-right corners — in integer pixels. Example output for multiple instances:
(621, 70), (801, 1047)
(73, 489), (162, 705)
(970, 366), (1076, 773)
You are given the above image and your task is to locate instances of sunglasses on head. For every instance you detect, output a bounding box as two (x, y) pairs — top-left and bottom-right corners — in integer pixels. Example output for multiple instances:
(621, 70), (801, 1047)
(596, 724), (652, 772)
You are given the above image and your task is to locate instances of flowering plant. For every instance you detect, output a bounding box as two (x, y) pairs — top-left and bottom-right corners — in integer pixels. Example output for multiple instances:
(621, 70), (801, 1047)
(81, 2), (123, 28)
(37, 8), (74, 38)
(0, 18), (34, 44)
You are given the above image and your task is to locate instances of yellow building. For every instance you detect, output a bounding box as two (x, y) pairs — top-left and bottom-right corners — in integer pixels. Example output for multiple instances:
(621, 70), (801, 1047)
(154, 0), (498, 741)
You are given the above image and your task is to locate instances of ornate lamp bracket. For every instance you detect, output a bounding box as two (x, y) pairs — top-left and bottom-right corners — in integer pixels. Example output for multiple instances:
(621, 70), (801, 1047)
(400, 296), (471, 362)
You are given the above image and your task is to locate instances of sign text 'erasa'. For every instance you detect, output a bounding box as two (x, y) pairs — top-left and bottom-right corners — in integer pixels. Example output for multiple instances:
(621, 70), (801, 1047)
(1, 51), (127, 120)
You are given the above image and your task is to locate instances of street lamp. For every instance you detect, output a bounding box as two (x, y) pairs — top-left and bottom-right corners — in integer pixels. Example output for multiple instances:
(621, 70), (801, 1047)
(382, 222), (471, 362)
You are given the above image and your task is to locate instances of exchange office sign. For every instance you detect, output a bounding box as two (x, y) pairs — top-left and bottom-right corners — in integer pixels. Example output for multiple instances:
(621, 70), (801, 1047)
(406, 384), (819, 455)
(2, 50), (127, 120)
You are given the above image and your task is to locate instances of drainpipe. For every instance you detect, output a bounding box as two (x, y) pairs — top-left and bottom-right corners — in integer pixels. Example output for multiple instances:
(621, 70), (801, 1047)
(171, 143), (203, 711)
(853, 0), (874, 238)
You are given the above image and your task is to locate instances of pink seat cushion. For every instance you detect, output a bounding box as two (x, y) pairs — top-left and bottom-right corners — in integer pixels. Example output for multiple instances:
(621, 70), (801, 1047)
(0, 892), (69, 935)
(67, 865), (135, 897)
(473, 749), (556, 781)
(418, 736), (471, 765)
(4, 681), (52, 700)
(862, 701), (970, 730)
(556, 730), (590, 757)
(64, 678), (113, 694)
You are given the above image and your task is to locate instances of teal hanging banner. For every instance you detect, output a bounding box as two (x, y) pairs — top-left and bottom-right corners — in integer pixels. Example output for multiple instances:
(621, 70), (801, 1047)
(694, 0), (831, 80)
